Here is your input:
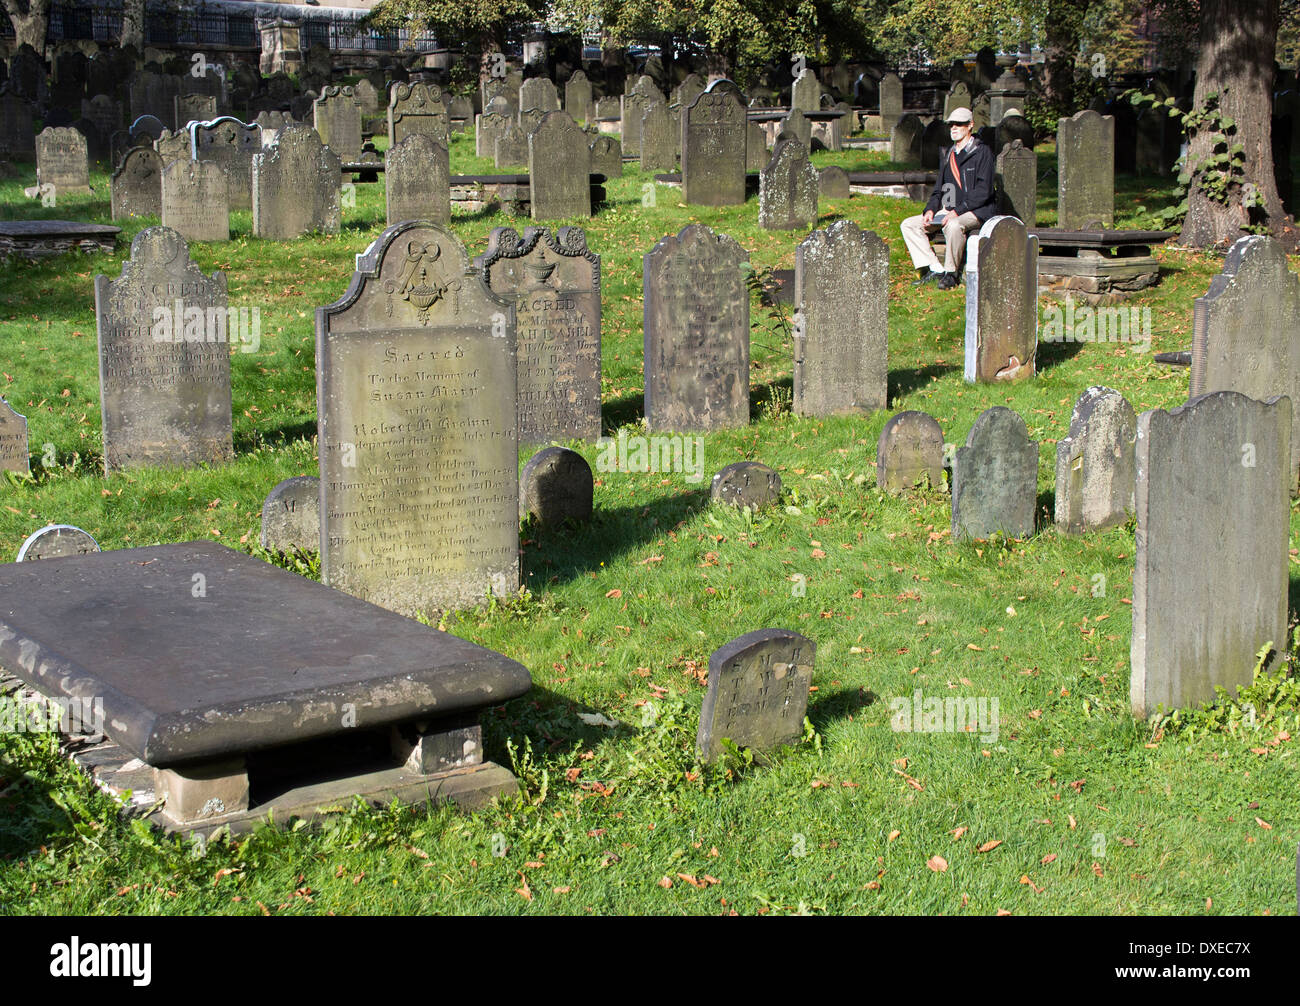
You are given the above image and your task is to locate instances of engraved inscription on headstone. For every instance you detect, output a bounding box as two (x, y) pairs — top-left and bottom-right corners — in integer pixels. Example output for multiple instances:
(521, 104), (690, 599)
(386, 133), (450, 225)
(0, 396), (29, 476)
(161, 159), (230, 242)
(111, 145), (163, 220)
(388, 82), (448, 147)
(877, 411), (946, 493)
(682, 90), (746, 207)
(710, 461), (782, 510)
(260, 475), (321, 551)
(36, 126), (92, 194)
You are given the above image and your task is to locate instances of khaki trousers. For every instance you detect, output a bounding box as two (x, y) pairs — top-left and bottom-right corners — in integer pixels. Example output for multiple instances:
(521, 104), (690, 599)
(900, 210), (982, 274)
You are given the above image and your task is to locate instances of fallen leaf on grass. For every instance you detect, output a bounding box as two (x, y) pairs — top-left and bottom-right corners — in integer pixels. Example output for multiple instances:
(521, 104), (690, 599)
(553, 886), (571, 894)
(926, 855), (948, 872)
(657, 876), (673, 889)
(951, 827), (968, 841)
(516, 872), (533, 901)
(1041, 854), (1057, 865)
(605, 589), (622, 598)
(1092, 862), (1104, 877)
(1255, 817), (1272, 830)
(1019, 875), (1044, 893)
(888, 830), (901, 842)
(977, 839), (1002, 853)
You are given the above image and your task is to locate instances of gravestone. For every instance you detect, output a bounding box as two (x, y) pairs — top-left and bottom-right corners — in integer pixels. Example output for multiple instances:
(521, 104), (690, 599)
(316, 221), (518, 617)
(386, 133), (450, 225)
(16, 525), (100, 561)
(476, 108), (511, 158)
(879, 73), (903, 134)
(129, 71), (179, 130)
(595, 96), (620, 121)
(710, 461), (781, 510)
(388, 82), (448, 147)
(154, 127), (189, 167)
(681, 90), (746, 207)
(194, 117), (261, 211)
(83, 94), (123, 145)
(354, 78), (381, 117)
(36, 126), (91, 194)
(518, 107), (545, 135)
(996, 139), (1036, 225)
(477, 226), (601, 442)
(260, 476), (321, 552)
(696, 629), (815, 762)
(890, 113), (923, 165)
(0, 92), (35, 159)
(920, 118), (944, 168)
(175, 93), (217, 126)
(252, 124), (341, 240)
(951, 407), (1038, 541)
(1189, 235), (1300, 491)
(1054, 386), (1136, 533)
(794, 220), (888, 415)
(590, 135), (622, 178)
(313, 85), (362, 161)
(621, 91), (649, 153)
(564, 70), (592, 123)
(94, 226), (233, 472)
(964, 216), (1038, 382)
(792, 69), (821, 113)
(747, 120), (768, 172)
(1131, 391), (1290, 717)
(674, 74), (707, 113)
(759, 137), (819, 230)
(529, 111), (591, 220)
(8, 45), (45, 106)
(131, 114), (167, 145)
(520, 447), (593, 526)
(877, 411), (945, 492)
(996, 112), (1034, 153)
(111, 145), (163, 220)
(818, 165), (850, 199)
(640, 101), (674, 172)
(0, 396), (29, 476)
(780, 106), (811, 150)
(519, 77), (560, 116)
(445, 96), (473, 133)
(944, 82), (973, 119)
(643, 225), (750, 431)
(494, 123), (529, 168)
(1057, 110), (1114, 229)
(161, 160), (229, 242)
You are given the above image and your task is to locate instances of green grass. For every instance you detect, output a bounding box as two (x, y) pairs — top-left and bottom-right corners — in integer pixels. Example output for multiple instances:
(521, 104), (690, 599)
(0, 130), (1295, 916)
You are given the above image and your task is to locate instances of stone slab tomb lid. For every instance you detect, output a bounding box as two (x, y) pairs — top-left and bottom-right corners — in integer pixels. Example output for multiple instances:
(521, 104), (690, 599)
(0, 541), (532, 767)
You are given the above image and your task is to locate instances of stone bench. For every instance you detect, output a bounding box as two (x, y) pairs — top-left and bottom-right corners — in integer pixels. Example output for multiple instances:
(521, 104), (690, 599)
(0, 220), (121, 260)
(848, 170), (937, 200)
(1029, 227), (1173, 300)
(0, 541), (532, 836)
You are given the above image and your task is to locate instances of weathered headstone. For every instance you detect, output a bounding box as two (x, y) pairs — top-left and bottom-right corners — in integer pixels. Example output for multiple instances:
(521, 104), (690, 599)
(818, 165), (850, 199)
(1057, 110), (1115, 229)
(175, 93), (217, 126)
(83, 94), (123, 146)
(0, 396), (29, 476)
(951, 407), (1038, 541)
(1054, 386), (1136, 533)
(681, 90), (746, 207)
(529, 111), (591, 221)
(710, 461), (781, 509)
(519, 77), (560, 117)
(696, 629), (815, 762)
(964, 216), (1038, 382)
(877, 411), (945, 492)
(920, 118), (944, 168)
(388, 82), (448, 147)
(313, 85), (362, 161)
(759, 137), (819, 230)
(260, 476), (321, 552)
(194, 117), (261, 211)
(590, 135), (622, 178)
(996, 112), (1034, 153)
(354, 78), (381, 117)
(1189, 235), (1300, 491)
(595, 96), (620, 122)
(780, 106), (811, 150)
(94, 226), (233, 472)
(161, 159), (229, 242)
(878, 72), (903, 134)
(111, 145), (163, 220)
(944, 82), (973, 118)
(16, 525), (100, 561)
(794, 220), (888, 415)
(621, 91), (649, 153)
(518, 107), (546, 135)
(494, 123), (529, 168)
(890, 113), (923, 165)
(316, 221), (518, 617)
(1131, 391), (1290, 716)
(643, 225), (750, 431)
(385, 133), (450, 225)
(640, 101), (674, 172)
(995, 139), (1036, 225)
(520, 447), (593, 526)
(252, 124), (341, 240)
(477, 226), (601, 442)
(154, 126), (189, 167)
(36, 126), (91, 195)
(747, 119), (768, 172)
(791, 69), (820, 113)
(476, 108), (511, 158)
(564, 70), (593, 123)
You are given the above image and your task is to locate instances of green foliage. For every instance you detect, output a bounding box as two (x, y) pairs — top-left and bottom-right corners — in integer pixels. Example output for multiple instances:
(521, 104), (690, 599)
(1153, 637), (1300, 740)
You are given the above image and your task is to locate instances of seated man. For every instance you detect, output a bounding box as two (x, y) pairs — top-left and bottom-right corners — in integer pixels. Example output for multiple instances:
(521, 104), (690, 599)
(899, 107), (997, 290)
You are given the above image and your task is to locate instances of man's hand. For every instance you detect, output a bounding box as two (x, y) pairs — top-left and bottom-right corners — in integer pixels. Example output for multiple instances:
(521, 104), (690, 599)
(922, 209), (934, 226)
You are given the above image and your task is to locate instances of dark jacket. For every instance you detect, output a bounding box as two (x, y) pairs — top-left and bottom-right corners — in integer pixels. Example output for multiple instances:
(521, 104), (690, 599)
(925, 138), (997, 222)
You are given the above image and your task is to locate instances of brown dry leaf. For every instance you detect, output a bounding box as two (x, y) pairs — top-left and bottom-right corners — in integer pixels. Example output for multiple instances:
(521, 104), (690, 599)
(811, 549), (827, 559)
(657, 876), (673, 889)
(552, 886), (571, 894)
(967, 644), (984, 651)
(1255, 817), (1273, 830)
(951, 826), (968, 841)
(516, 872), (533, 901)
(888, 829), (901, 842)
(1041, 853), (1058, 865)
(1091, 862), (1104, 878)
(213, 868), (238, 884)
(708, 847), (719, 857)
(677, 873), (703, 887)
(407, 846), (430, 859)
(926, 855), (949, 872)
(864, 881), (881, 890)
(995, 908), (1012, 916)
(894, 757), (908, 768)
(1019, 875), (1044, 894)
(1068, 814), (1077, 830)
(977, 839), (1002, 853)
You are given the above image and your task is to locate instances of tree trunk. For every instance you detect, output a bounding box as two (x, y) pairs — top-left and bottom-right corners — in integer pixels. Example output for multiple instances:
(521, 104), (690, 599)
(119, 0), (145, 51)
(1180, 0), (1297, 249)
(1043, 0), (1089, 116)
(3, 0), (50, 53)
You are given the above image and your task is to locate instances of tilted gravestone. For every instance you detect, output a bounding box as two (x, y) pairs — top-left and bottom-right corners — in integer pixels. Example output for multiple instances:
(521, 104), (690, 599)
(890, 113), (923, 166)
(16, 525), (100, 561)
(996, 113), (1034, 154)
(313, 85), (362, 161)
(260, 476), (321, 552)
(194, 117), (261, 211)
(710, 462), (782, 510)
(878, 73), (903, 135)
(1054, 386), (1136, 533)
(0, 396), (29, 476)
(519, 77), (560, 117)
(520, 447), (593, 527)
(1057, 110), (1114, 229)
(759, 137), (819, 230)
(564, 70), (593, 123)
(794, 218), (888, 416)
(818, 165), (850, 199)
(951, 407), (1038, 541)
(1131, 391), (1290, 717)
(36, 126), (91, 195)
(476, 108), (511, 158)
(252, 124), (341, 240)
(964, 216), (1038, 382)
(644, 225), (750, 431)
(640, 101), (674, 173)
(316, 221), (519, 617)
(877, 411), (945, 493)
(477, 226), (601, 443)
(111, 145), (163, 221)
(996, 139), (1036, 226)
(1189, 235), (1300, 493)
(385, 133), (450, 226)
(529, 111), (591, 220)
(681, 90), (746, 207)
(161, 159), (229, 242)
(590, 135), (622, 178)
(94, 227), (233, 473)
(388, 82), (448, 147)
(696, 629), (815, 762)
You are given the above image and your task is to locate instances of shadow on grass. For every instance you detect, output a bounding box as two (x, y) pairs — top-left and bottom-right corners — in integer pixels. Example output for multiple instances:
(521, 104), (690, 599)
(484, 684), (653, 757)
(807, 685), (878, 731)
(0, 752), (81, 860)
(1035, 335), (1087, 372)
(889, 363), (956, 405)
(233, 419), (317, 454)
(601, 391), (644, 433)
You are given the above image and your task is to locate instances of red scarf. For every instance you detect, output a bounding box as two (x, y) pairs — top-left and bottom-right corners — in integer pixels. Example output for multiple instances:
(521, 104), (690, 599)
(948, 146), (964, 190)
